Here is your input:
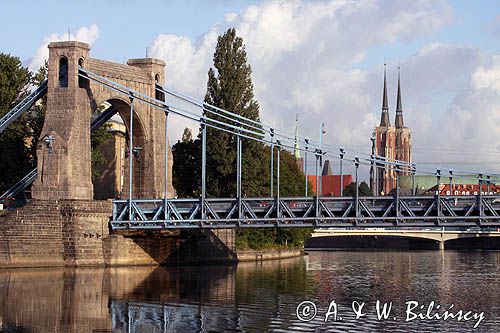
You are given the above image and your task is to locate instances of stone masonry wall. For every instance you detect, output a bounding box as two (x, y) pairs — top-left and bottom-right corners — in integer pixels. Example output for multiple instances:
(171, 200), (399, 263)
(0, 200), (238, 267)
(0, 200), (65, 267)
(60, 200), (112, 265)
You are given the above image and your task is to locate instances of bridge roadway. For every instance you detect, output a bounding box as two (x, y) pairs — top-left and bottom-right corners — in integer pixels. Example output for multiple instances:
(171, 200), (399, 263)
(111, 195), (500, 230)
(309, 228), (500, 250)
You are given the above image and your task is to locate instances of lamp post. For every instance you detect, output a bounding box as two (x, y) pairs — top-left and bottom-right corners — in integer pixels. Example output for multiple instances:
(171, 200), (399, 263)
(354, 156), (360, 219)
(339, 148), (345, 196)
(319, 123), (326, 196)
(304, 138), (309, 197)
(449, 169), (453, 196)
(370, 131), (376, 195)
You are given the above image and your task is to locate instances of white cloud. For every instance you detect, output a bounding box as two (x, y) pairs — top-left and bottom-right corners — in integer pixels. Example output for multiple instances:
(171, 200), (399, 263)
(435, 57), (500, 165)
(472, 55), (500, 93)
(149, 0), (451, 148)
(28, 24), (100, 71)
(148, 0), (499, 174)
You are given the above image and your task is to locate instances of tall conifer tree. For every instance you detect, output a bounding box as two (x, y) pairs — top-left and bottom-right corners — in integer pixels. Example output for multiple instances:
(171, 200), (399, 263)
(172, 28), (311, 248)
(204, 28), (267, 197)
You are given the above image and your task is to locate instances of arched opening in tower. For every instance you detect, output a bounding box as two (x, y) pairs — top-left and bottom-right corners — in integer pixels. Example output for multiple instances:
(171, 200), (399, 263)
(91, 98), (146, 200)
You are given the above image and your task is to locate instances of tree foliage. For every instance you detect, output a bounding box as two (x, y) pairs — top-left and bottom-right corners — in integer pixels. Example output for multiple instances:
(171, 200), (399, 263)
(343, 181), (373, 197)
(181, 127), (193, 142)
(172, 127), (200, 198)
(204, 28), (265, 197)
(91, 124), (112, 181)
(27, 61), (48, 168)
(90, 103), (113, 181)
(0, 54), (34, 193)
(171, 29), (312, 249)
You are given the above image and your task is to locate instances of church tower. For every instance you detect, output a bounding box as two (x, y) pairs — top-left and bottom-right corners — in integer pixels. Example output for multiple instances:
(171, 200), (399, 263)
(394, 67), (411, 174)
(373, 65), (411, 195)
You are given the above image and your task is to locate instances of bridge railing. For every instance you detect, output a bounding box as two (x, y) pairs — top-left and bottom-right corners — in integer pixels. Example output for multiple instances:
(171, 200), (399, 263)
(110, 195), (500, 230)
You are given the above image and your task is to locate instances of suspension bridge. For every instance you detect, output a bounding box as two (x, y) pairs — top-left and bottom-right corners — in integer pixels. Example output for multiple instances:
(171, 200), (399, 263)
(1, 41), (500, 231)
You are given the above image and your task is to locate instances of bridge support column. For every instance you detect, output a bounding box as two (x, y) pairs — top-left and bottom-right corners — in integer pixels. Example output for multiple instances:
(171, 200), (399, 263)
(438, 241), (445, 251)
(127, 58), (171, 198)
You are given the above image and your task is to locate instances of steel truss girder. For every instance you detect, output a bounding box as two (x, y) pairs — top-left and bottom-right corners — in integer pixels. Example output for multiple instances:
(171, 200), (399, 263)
(111, 195), (500, 230)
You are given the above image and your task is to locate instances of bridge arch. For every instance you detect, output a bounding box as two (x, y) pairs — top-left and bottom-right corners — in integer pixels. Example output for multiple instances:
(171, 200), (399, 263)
(308, 230), (500, 250)
(307, 234), (442, 250)
(32, 41), (174, 201)
(444, 235), (500, 250)
(92, 97), (148, 200)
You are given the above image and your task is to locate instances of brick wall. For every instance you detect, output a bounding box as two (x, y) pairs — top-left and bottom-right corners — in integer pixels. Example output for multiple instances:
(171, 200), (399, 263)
(0, 200), (65, 266)
(60, 200), (112, 265)
(0, 200), (238, 267)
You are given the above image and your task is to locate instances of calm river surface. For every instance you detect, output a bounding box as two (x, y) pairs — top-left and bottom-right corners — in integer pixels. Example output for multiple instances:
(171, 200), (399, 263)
(0, 251), (498, 332)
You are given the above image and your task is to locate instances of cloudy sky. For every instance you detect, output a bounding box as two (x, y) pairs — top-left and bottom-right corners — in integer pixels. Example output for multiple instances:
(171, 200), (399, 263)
(2, 0), (500, 177)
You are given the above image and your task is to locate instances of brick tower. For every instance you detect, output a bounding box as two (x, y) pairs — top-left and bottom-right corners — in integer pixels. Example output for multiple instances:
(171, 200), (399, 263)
(373, 66), (411, 195)
(32, 42), (94, 200)
(32, 41), (174, 201)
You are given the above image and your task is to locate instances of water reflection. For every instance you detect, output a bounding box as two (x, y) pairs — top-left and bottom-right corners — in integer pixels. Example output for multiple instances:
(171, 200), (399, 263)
(0, 251), (498, 332)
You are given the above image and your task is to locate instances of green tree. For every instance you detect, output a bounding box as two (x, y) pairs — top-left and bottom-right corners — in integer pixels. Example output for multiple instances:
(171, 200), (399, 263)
(343, 181), (373, 197)
(204, 28), (267, 197)
(91, 125), (112, 181)
(204, 28), (311, 249)
(172, 127), (201, 197)
(0, 53), (32, 193)
(171, 29), (312, 249)
(90, 104), (113, 181)
(27, 61), (48, 165)
(181, 127), (193, 142)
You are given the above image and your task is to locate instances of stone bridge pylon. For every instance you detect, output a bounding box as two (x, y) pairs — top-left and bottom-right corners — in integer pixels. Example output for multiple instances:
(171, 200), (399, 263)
(32, 41), (174, 200)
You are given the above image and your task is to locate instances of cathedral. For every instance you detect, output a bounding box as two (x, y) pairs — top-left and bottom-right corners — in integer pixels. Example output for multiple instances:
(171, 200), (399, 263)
(372, 66), (412, 195)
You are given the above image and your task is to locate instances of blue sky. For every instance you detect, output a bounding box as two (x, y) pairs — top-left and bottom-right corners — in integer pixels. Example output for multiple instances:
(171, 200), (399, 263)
(3, 0), (497, 68)
(2, 0), (262, 63)
(357, 1), (499, 69)
(1, 0), (500, 174)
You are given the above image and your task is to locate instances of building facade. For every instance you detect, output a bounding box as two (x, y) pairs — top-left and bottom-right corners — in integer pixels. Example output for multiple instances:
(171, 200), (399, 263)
(373, 66), (412, 195)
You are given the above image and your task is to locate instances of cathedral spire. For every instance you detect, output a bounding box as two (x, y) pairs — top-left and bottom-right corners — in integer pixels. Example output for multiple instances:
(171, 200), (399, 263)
(294, 113), (300, 159)
(395, 66), (404, 128)
(380, 64), (390, 127)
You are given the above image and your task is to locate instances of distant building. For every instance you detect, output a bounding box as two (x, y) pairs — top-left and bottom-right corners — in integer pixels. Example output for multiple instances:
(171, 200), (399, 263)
(307, 160), (352, 196)
(373, 65), (412, 195)
(292, 115), (352, 196)
(430, 184), (499, 196)
(398, 175), (500, 196)
(308, 174), (353, 196)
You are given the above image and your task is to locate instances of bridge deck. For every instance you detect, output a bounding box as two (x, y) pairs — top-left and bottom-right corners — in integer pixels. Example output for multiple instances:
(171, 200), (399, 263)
(111, 195), (500, 230)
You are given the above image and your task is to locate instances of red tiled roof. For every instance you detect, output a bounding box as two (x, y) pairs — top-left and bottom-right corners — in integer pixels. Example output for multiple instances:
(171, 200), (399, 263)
(307, 174), (353, 196)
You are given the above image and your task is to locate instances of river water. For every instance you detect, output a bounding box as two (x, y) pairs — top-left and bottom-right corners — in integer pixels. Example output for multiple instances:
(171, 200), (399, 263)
(0, 251), (498, 332)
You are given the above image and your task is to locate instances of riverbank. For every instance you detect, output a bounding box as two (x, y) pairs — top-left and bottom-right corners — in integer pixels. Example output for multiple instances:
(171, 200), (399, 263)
(237, 248), (303, 261)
